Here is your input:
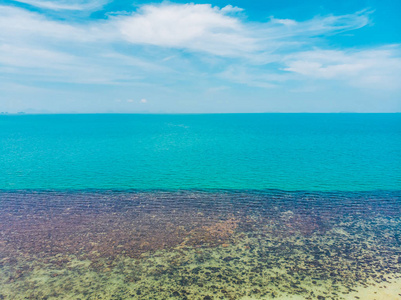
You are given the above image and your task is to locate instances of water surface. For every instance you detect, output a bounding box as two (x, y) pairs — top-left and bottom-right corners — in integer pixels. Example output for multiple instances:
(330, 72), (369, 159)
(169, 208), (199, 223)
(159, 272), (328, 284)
(0, 114), (400, 299)
(1, 114), (400, 190)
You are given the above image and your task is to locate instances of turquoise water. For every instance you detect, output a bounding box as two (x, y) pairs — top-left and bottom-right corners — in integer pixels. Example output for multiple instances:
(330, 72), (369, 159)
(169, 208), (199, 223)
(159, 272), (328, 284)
(1, 114), (401, 299)
(1, 114), (400, 190)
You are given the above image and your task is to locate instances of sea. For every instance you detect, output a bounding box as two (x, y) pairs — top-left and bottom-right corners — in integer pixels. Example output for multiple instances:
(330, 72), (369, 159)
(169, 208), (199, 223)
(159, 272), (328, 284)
(0, 113), (400, 299)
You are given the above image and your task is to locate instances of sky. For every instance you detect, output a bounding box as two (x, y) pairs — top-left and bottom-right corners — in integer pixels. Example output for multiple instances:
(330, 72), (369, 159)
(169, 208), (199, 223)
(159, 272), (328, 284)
(0, 0), (400, 113)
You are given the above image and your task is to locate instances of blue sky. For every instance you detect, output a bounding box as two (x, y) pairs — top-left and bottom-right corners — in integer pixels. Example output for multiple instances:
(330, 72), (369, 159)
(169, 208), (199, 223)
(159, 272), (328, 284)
(0, 0), (400, 113)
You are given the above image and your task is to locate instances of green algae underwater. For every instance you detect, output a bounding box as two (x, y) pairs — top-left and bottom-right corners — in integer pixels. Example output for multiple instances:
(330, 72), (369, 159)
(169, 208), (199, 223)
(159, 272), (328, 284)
(0, 190), (400, 300)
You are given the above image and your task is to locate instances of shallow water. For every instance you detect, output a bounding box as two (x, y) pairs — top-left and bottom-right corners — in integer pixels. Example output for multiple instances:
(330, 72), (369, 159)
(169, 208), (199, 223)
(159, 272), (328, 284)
(1, 190), (400, 299)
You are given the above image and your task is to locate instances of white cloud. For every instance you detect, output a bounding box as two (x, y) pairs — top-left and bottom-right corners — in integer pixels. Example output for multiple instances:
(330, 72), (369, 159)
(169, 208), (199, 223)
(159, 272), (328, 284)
(0, 44), (147, 84)
(112, 5), (371, 59)
(219, 64), (293, 89)
(0, 44), (76, 68)
(115, 4), (256, 56)
(296, 10), (370, 36)
(270, 17), (297, 26)
(0, 4), (373, 56)
(283, 46), (401, 89)
(0, 2), (399, 93)
(220, 5), (243, 13)
(0, 6), (168, 84)
(11, 0), (108, 11)
(0, 6), (92, 42)
(140, 99), (147, 103)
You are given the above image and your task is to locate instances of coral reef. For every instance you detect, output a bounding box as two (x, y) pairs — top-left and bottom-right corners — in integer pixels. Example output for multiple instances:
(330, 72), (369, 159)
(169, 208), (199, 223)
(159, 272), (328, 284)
(0, 190), (400, 299)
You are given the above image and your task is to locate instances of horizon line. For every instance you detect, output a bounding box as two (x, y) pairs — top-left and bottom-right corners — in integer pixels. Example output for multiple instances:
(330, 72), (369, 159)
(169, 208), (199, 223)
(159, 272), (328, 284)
(1, 112), (400, 115)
